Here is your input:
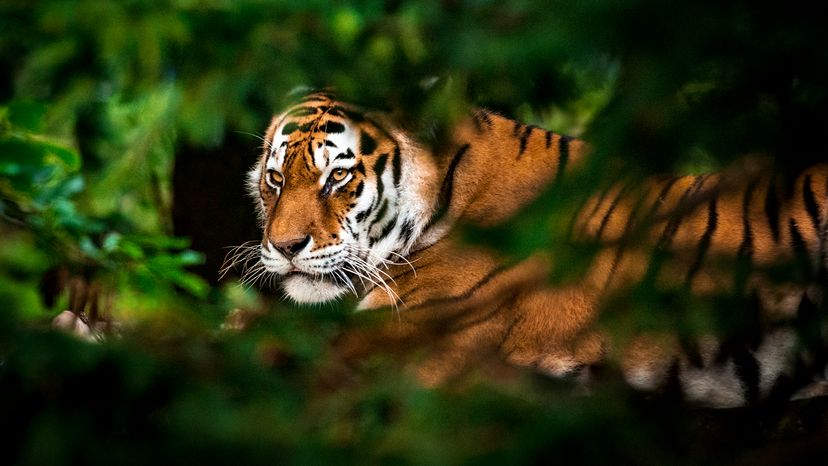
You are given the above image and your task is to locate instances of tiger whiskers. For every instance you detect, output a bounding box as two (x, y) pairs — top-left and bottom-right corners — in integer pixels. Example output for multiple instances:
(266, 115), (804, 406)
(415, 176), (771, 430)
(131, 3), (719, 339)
(239, 262), (269, 290)
(341, 251), (402, 311)
(234, 130), (277, 154)
(220, 240), (261, 281)
(346, 252), (400, 290)
(345, 245), (418, 276)
(341, 263), (402, 314)
(333, 269), (359, 297)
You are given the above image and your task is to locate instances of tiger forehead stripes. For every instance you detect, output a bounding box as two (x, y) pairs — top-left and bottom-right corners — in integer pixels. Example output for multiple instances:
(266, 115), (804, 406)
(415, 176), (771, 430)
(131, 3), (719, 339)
(248, 94), (440, 304)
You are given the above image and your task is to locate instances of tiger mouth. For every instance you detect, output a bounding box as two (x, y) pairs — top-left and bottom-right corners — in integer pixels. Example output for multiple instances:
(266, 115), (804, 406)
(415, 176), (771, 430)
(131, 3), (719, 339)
(284, 268), (352, 288)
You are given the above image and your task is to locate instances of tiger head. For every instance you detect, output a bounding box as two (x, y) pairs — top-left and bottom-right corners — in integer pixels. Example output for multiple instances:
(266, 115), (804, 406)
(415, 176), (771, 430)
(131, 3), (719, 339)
(247, 94), (438, 304)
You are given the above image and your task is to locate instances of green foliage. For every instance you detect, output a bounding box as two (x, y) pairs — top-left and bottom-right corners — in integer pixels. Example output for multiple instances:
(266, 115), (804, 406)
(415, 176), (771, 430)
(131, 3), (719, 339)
(0, 99), (208, 312)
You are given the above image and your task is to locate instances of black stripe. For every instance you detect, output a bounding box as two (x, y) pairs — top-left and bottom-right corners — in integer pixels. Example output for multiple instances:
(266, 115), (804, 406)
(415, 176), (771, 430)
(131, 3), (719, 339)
(355, 160), (366, 176)
(392, 146), (401, 187)
(309, 249), (342, 261)
(479, 112), (493, 128)
(339, 108), (364, 122)
(335, 149), (355, 160)
(376, 215), (398, 241)
(302, 150), (314, 172)
(803, 174), (821, 232)
(281, 122), (299, 135)
(555, 135), (572, 183)
(596, 184), (631, 239)
(343, 219), (358, 238)
(322, 121), (345, 134)
(368, 199), (388, 231)
(355, 206), (372, 223)
(731, 347), (761, 403)
(653, 176), (681, 213)
(682, 338), (705, 368)
(764, 175), (781, 242)
(399, 219), (416, 244)
(517, 125), (534, 158)
(738, 179), (758, 259)
(658, 175), (708, 249)
(622, 185), (654, 239)
(354, 180), (364, 197)
(373, 153), (388, 199)
(789, 219), (810, 269)
(360, 131), (377, 155)
(426, 144), (470, 228)
(407, 264), (510, 311)
(497, 316), (523, 353)
(663, 358), (683, 398)
(585, 184), (615, 220)
(471, 113), (483, 133)
(545, 131), (553, 149)
(325, 140), (338, 148)
(626, 175), (679, 238)
(512, 121), (522, 136)
(603, 185), (653, 292)
(686, 196), (718, 282)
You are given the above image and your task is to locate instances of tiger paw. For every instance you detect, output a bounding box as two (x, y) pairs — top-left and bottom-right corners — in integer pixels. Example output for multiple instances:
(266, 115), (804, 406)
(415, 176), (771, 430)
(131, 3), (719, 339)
(51, 309), (110, 342)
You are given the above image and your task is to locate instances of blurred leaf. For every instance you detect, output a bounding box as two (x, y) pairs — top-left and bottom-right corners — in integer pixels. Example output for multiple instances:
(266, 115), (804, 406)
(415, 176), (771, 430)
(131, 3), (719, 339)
(6, 100), (47, 132)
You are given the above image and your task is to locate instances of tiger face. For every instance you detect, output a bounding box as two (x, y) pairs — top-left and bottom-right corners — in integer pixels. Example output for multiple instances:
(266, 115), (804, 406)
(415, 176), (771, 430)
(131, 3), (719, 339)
(248, 95), (437, 304)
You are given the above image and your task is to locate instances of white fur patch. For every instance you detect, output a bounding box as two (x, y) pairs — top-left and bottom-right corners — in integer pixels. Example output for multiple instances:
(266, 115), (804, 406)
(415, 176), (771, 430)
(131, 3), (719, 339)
(314, 126), (358, 173)
(754, 329), (798, 397)
(624, 366), (666, 392)
(679, 360), (746, 408)
(282, 274), (349, 304)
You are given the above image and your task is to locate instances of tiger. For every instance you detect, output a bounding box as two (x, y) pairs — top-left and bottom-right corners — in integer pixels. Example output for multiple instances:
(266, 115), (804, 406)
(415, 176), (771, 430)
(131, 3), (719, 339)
(242, 92), (828, 407)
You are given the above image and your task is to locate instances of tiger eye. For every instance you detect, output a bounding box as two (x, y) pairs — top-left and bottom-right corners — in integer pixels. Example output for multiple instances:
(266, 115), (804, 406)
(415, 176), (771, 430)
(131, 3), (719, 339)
(267, 170), (284, 189)
(331, 168), (348, 182)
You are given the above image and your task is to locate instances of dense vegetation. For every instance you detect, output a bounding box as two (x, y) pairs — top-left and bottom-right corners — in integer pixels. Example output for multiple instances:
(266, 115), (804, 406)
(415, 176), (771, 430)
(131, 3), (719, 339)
(2, 1), (828, 464)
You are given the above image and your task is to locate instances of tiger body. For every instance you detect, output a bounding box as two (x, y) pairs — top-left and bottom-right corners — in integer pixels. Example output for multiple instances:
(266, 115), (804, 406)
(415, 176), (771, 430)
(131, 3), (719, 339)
(247, 93), (828, 406)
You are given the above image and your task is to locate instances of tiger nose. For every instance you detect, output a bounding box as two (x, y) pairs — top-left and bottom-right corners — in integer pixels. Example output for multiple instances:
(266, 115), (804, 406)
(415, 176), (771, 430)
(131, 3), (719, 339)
(272, 235), (311, 259)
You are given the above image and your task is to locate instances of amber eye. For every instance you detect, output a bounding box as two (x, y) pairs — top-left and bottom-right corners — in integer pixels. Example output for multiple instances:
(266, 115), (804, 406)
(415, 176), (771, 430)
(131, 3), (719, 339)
(266, 170), (284, 190)
(330, 168), (348, 183)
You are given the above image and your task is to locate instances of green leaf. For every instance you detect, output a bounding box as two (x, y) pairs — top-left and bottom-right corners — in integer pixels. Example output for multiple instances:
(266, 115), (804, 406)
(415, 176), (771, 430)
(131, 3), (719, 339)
(176, 250), (205, 267)
(170, 271), (209, 298)
(41, 141), (81, 172)
(6, 100), (47, 133)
